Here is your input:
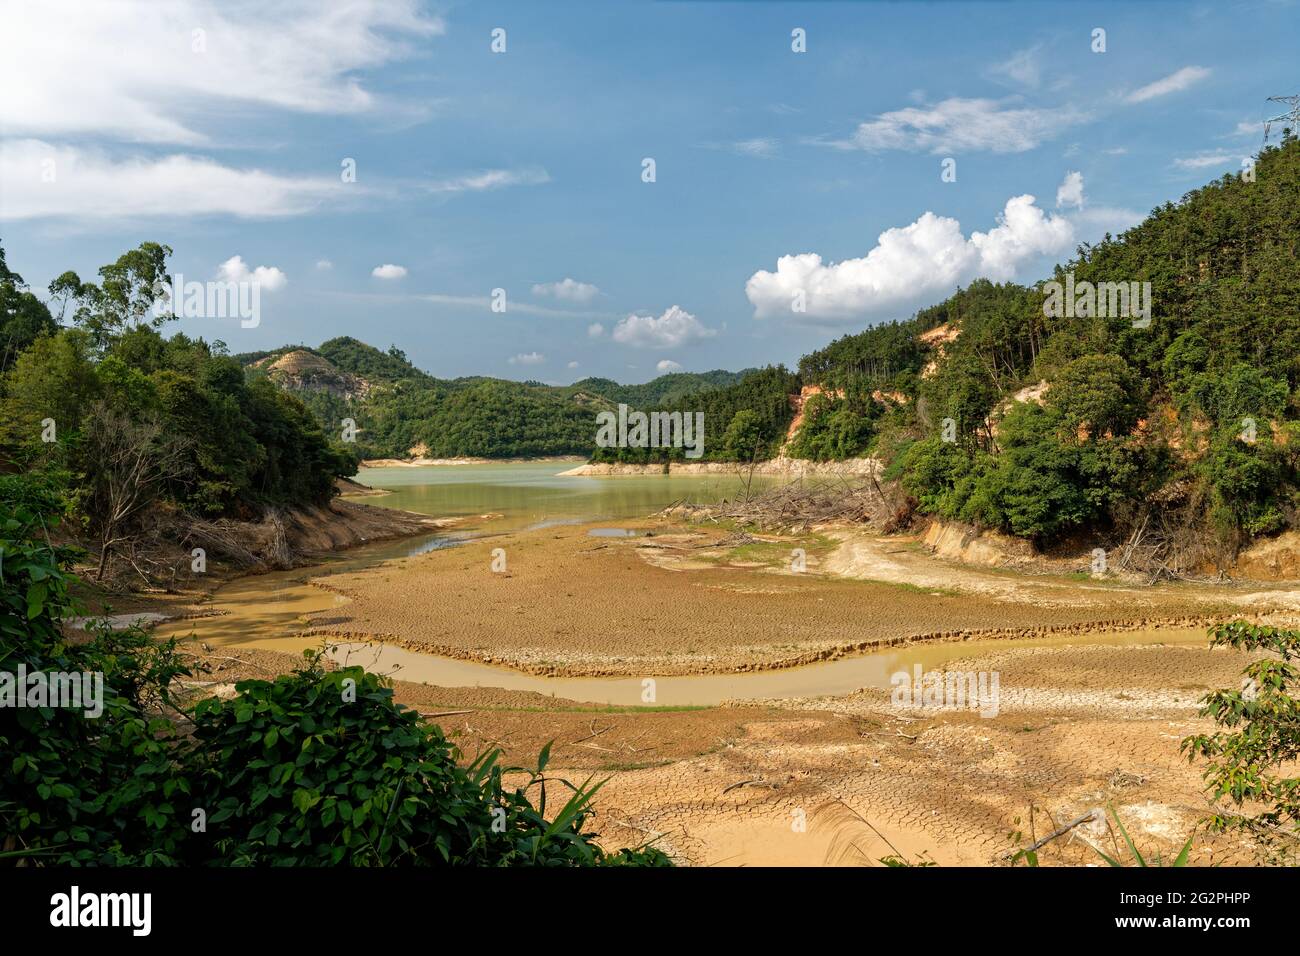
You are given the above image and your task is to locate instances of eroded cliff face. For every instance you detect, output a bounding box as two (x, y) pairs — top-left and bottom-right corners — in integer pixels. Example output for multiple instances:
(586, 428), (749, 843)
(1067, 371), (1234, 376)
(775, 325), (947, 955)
(1232, 531), (1300, 581)
(254, 349), (371, 400)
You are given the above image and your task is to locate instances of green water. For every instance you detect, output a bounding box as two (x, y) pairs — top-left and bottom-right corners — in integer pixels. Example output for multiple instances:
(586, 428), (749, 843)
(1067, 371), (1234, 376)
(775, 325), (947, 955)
(355, 460), (772, 532)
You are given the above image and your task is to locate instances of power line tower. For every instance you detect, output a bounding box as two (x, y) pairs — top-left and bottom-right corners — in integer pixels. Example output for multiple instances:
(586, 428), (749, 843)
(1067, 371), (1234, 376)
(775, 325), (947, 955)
(1263, 95), (1300, 145)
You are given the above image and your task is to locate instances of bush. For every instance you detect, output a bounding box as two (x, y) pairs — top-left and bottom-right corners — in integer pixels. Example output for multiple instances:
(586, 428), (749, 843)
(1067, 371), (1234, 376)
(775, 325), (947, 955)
(0, 491), (670, 867)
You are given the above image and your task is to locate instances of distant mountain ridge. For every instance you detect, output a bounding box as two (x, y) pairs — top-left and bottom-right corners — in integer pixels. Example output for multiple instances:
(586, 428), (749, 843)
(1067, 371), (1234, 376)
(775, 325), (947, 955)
(238, 337), (755, 459)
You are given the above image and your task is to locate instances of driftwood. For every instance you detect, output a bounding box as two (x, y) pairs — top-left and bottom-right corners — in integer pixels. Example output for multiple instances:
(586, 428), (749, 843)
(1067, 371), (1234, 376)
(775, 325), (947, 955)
(663, 475), (905, 533)
(1004, 809), (1100, 859)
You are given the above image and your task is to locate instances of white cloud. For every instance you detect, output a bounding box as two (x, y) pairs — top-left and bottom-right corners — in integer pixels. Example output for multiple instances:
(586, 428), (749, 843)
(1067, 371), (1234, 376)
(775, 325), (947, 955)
(1125, 66), (1211, 104)
(218, 255), (287, 291)
(424, 169), (549, 194)
(508, 352), (545, 366)
(1056, 170), (1085, 209)
(746, 194), (1074, 323)
(845, 98), (1089, 154)
(989, 46), (1043, 89)
(656, 360), (683, 373)
(567, 361), (579, 369)
(703, 138), (778, 158)
(1073, 206), (1145, 236)
(372, 264), (407, 280)
(0, 140), (343, 221)
(611, 306), (717, 349)
(587, 322), (605, 338)
(532, 278), (600, 303)
(1173, 151), (1237, 170)
(315, 259), (333, 271)
(0, 0), (442, 144)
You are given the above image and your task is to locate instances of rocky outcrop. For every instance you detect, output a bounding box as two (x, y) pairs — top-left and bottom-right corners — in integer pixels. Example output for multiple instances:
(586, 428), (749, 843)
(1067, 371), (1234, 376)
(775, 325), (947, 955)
(1233, 531), (1300, 581)
(256, 349), (370, 400)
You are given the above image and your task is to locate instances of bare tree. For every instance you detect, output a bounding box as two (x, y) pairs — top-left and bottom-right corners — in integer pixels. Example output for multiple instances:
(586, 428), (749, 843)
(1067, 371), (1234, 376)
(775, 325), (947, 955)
(82, 401), (190, 581)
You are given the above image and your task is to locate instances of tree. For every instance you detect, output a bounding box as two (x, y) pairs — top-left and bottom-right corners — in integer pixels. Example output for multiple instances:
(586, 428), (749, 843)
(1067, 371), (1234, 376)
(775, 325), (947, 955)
(723, 409), (764, 462)
(1183, 621), (1300, 862)
(0, 242), (57, 371)
(80, 401), (191, 580)
(1047, 353), (1141, 441)
(65, 242), (175, 347)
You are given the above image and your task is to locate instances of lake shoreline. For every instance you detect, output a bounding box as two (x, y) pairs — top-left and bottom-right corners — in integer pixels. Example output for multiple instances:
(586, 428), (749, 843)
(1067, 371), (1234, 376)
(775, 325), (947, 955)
(361, 454), (586, 468)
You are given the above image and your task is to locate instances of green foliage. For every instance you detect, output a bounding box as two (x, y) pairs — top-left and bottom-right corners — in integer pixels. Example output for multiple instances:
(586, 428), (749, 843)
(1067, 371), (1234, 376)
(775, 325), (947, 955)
(878, 140), (1300, 547)
(0, 490), (192, 864)
(0, 243), (352, 518)
(722, 409), (765, 461)
(0, 244), (57, 372)
(189, 661), (668, 866)
(787, 393), (877, 461)
(247, 337), (757, 461)
(0, 489), (670, 867)
(1089, 806), (1195, 868)
(1182, 621), (1300, 860)
(591, 365), (798, 464)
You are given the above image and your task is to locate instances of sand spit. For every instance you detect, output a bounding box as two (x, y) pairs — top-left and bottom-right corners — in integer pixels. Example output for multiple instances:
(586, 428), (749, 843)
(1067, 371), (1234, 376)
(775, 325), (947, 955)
(558, 457), (881, 479)
(362, 455), (585, 468)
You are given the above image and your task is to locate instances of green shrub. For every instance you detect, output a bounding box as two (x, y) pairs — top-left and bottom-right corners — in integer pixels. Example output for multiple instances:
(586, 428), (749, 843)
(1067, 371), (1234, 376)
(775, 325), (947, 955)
(0, 490), (670, 867)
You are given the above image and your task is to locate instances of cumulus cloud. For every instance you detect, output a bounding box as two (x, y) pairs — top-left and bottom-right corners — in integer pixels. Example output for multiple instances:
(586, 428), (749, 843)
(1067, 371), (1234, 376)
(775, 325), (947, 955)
(0, 0), (442, 144)
(745, 194), (1074, 323)
(845, 97), (1088, 154)
(315, 259), (333, 270)
(611, 306), (717, 349)
(508, 352), (545, 366)
(532, 278), (600, 303)
(1125, 66), (1210, 104)
(1056, 170), (1085, 209)
(218, 255), (287, 291)
(0, 140), (343, 221)
(656, 359), (683, 373)
(587, 322), (605, 338)
(567, 361), (579, 369)
(371, 264), (407, 280)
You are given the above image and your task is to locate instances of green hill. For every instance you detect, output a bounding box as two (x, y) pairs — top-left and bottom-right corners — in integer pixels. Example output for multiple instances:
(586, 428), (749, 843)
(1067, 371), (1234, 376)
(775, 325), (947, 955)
(792, 136), (1300, 561)
(239, 337), (755, 459)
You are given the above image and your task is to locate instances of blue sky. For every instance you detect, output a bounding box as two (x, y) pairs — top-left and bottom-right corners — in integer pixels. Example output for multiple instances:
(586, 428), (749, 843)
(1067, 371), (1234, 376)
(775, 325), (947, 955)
(1, 0), (1295, 383)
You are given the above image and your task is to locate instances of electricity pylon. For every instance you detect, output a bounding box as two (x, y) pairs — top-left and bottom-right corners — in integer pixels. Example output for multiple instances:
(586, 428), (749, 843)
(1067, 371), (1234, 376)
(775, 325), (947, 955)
(1263, 95), (1300, 144)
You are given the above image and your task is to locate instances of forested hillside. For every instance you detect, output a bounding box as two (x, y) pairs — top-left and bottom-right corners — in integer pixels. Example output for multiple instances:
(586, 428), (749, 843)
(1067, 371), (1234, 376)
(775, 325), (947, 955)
(241, 336), (754, 459)
(798, 137), (1300, 562)
(0, 242), (355, 581)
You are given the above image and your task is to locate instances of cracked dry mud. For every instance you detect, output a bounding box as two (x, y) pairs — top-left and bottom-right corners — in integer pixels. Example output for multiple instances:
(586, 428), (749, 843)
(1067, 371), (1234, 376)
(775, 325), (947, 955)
(295, 521), (1298, 676)
(166, 520), (1294, 866)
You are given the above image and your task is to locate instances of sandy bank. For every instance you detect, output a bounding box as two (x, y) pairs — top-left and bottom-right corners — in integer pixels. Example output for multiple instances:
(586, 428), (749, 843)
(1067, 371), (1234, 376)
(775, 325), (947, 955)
(559, 456), (882, 478)
(362, 455), (585, 468)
